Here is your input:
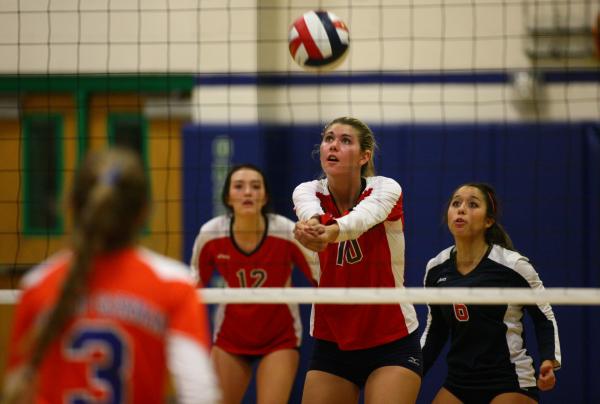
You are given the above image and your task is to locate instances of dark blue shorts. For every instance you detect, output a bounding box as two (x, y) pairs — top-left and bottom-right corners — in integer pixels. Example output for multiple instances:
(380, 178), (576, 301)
(308, 331), (423, 388)
(444, 382), (539, 403)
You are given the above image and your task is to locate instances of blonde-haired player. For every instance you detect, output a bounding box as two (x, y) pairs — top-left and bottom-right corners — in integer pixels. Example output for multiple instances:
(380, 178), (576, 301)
(293, 117), (422, 404)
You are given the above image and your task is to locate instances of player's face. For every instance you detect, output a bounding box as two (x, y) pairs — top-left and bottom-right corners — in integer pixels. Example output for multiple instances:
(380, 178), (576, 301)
(447, 186), (493, 240)
(320, 123), (371, 178)
(228, 168), (267, 216)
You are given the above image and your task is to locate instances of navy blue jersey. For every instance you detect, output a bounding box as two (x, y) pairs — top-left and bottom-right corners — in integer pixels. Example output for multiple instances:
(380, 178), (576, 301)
(420, 244), (561, 390)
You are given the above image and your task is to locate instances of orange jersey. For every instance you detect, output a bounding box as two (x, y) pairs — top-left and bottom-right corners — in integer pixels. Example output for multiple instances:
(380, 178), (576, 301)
(6, 247), (220, 404)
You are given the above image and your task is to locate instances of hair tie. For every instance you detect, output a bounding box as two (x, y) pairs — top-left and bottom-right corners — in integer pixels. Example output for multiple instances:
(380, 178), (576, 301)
(100, 165), (121, 187)
(487, 191), (496, 215)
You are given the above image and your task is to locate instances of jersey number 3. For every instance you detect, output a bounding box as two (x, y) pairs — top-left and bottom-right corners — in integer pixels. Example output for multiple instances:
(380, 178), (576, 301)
(65, 326), (129, 404)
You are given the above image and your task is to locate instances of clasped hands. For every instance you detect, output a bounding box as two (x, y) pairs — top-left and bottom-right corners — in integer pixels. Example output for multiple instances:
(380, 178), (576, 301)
(294, 218), (340, 252)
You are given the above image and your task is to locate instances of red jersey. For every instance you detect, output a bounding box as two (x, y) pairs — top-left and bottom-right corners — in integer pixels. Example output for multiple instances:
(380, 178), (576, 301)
(6, 247), (220, 404)
(190, 213), (318, 355)
(293, 176), (419, 350)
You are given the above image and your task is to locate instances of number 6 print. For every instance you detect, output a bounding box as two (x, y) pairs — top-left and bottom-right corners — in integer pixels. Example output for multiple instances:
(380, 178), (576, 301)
(453, 303), (470, 322)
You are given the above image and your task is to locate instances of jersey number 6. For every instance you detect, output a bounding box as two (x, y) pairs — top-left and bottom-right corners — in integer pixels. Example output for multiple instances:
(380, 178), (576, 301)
(453, 303), (470, 322)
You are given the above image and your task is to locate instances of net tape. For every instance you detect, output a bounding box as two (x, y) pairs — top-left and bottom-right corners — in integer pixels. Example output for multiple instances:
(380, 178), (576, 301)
(1, 287), (599, 305)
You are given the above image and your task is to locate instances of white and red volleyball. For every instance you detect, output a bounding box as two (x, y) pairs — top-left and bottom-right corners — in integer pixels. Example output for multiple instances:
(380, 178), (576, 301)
(288, 10), (349, 70)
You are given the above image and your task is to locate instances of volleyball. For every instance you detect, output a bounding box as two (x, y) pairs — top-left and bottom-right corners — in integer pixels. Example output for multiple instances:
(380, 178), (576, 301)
(288, 10), (349, 71)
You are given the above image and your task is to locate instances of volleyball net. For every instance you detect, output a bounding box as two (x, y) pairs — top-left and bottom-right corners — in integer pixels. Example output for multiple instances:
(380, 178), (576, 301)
(2, 287), (600, 306)
(1, 1), (599, 275)
(1, 1), (600, 402)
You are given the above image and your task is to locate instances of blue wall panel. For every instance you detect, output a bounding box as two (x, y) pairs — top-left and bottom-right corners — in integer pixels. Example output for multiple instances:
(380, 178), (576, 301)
(182, 124), (263, 262)
(182, 122), (600, 404)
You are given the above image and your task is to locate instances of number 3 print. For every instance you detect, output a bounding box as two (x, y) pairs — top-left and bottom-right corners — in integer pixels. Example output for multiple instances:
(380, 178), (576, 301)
(64, 325), (130, 404)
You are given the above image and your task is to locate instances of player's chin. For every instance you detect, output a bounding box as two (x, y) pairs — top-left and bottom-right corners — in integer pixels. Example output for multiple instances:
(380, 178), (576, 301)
(322, 164), (350, 177)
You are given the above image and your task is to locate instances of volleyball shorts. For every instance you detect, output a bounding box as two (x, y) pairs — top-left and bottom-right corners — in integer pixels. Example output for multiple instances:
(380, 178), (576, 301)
(443, 382), (539, 403)
(308, 331), (423, 388)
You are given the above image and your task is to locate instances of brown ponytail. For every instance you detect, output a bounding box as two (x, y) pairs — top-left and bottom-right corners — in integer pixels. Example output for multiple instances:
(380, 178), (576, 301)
(2, 148), (148, 404)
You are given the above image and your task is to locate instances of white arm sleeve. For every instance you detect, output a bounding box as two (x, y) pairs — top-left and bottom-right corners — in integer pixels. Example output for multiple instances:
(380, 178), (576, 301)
(514, 259), (562, 368)
(335, 177), (402, 241)
(292, 180), (325, 221)
(168, 332), (221, 404)
(189, 231), (206, 285)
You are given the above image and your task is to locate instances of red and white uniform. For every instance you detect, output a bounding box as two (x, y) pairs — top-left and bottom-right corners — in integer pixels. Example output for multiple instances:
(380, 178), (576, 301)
(293, 176), (419, 350)
(6, 247), (220, 404)
(190, 213), (318, 355)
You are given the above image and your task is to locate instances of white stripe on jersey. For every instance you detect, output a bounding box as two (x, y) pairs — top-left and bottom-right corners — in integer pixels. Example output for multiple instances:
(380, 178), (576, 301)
(489, 245), (562, 369)
(419, 305), (434, 348)
(21, 250), (71, 289)
(421, 245), (453, 348)
(190, 215), (230, 284)
(288, 302), (303, 345)
(385, 219), (419, 335)
(213, 303), (226, 343)
(137, 247), (196, 284)
(425, 246), (453, 274)
(503, 304), (537, 387)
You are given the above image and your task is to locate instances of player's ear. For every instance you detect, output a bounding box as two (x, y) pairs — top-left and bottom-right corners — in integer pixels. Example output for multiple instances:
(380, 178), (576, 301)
(359, 149), (372, 167)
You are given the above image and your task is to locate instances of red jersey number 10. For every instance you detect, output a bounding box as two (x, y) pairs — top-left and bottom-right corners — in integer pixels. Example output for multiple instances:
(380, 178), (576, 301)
(336, 239), (363, 266)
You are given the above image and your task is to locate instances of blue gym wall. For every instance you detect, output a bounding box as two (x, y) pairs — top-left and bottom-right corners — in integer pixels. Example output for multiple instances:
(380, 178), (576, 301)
(182, 122), (600, 404)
